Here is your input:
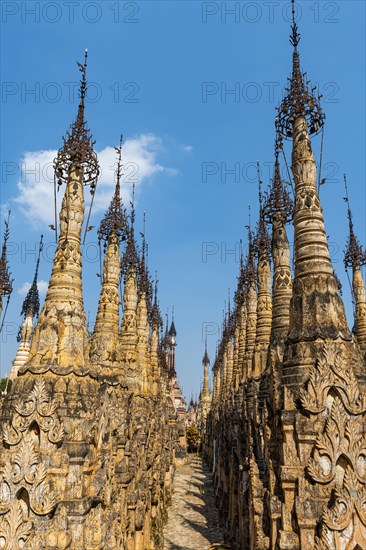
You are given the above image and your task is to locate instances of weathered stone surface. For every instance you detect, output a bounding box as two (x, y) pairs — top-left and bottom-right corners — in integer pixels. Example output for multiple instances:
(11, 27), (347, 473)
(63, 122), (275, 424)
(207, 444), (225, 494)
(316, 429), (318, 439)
(163, 456), (225, 550)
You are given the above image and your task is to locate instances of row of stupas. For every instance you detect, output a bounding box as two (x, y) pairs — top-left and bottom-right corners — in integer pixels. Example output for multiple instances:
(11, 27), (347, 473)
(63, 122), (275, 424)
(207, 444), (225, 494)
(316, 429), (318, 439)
(202, 2), (366, 548)
(0, 52), (187, 549)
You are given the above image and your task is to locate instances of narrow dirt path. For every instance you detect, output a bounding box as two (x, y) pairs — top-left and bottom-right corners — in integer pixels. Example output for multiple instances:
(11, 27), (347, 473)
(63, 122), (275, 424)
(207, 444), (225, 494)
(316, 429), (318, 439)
(163, 455), (226, 550)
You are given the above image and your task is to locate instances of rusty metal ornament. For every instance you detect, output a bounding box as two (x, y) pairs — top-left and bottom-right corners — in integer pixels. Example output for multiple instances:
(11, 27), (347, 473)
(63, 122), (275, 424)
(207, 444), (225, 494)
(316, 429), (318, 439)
(343, 175), (366, 269)
(20, 235), (43, 323)
(0, 211), (13, 299)
(262, 135), (294, 226)
(276, 0), (325, 138)
(98, 136), (128, 247)
(53, 50), (100, 192)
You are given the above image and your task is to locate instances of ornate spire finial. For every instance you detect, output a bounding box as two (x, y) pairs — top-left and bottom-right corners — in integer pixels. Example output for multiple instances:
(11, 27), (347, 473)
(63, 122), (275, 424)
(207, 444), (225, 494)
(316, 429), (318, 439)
(54, 50), (99, 193)
(263, 134), (294, 225)
(121, 183), (139, 278)
(343, 174), (366, 269)
(245, 207), (256, 284)
(0, 210), (13, 302)
(20, 235), (43, 322)
(276, 0), (325, 138)
(137, 212), (153, 310)
(235, 238), (248, 309)
(131, 183), (136, 226)
(290, 0), (300, 49)
(255, 162), (271, 258)
(150, 272), (162, 327)
(98, 135), (127, 246)
(169, 307), (176, 337)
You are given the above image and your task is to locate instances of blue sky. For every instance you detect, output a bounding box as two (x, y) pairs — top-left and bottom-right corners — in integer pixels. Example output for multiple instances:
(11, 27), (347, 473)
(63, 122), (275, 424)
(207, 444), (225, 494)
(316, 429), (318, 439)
(1, 1), (365, 400)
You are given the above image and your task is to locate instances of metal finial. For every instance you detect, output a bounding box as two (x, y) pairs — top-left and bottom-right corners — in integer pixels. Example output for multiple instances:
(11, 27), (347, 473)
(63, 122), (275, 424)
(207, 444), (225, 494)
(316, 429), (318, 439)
(20, 234), (43, 322)
(0, 211), (13, 299)
(235, 237), (248, 308)
(97, 136), (128, 246)
(256, 162), (263, 207)
(131, 183), (136, 225)
(137, 211), (153, 310)
(290, 0), (300, 48)
(116, 134), (123, 185)
(263, 134), (294, 225)
(203, 338), (210, 365)
(248, 230), (256, 281)
(77, 48), (88, 104)
(276, 0), (325, 139)
(255, 163), (271, 259)
(343, 174), (366, 269)
(54, 50), (99, 194)
(150, 270), (162, 327)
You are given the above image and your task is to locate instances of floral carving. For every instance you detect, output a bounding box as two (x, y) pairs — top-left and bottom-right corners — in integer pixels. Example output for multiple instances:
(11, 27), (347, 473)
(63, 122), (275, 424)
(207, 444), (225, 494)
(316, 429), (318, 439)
(302, 342), (366, 547)
(2, 379), (64, 446)
(315, 468), (366, 549)
(0, 435), (57, 516)
(0, 501), (32, 550)
(300, 342), (366, 415)
(0, 380), (62, 548)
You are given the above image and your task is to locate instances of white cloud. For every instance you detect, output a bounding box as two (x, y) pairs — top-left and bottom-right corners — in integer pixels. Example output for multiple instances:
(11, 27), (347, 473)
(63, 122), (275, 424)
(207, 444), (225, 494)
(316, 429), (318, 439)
(13, 134), (177, 226)
(18, 280), (48, 297)
(182, 145), (193, 153)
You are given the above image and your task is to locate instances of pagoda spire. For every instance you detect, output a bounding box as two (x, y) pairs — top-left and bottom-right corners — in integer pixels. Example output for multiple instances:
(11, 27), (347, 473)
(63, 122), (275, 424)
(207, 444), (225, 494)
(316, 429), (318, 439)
(201, 341), (211, 400)
(235, 246), (248, 385)
(263, 135), (293, 348)
(276, 0), (351, 388)
(224, 293), (234, 397)
(150, 273), (163, 396)
(244, 217), (257, 380)
(252, 164), (272, 377)
(0, 211), (13, 322)
(136, 215), (153, 393)
(168, 307), (177, 378)
(273, 5), (366, 547)
(90, 136), (127, 370)
(343, 174), (366, 357)
(120, 186), (140, 388)
(23, 51), (100, 374)
(199, 341), (211, 420)
(10, 235), (43, 382)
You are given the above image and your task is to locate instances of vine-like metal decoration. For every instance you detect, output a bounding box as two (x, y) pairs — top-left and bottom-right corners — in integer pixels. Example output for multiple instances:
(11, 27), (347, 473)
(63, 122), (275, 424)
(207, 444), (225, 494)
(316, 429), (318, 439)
(276, 0), (325, 138)
(137, 215), (153, 314)
(0, 211), (14, 332)
(98, 135), (128, 250)
(254, 162), (271, 260)
(262, 135), (294, 226)
(53, 50), (100, 192)
(17, 235), (43, 342)
(0, 211), (13, 301)
(120, 185), (139, 279)
(245, 209), (257, 286)
(343, 174), (366, 270)
(150, 273), (163, 328)
(234, 241), (248, 310)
